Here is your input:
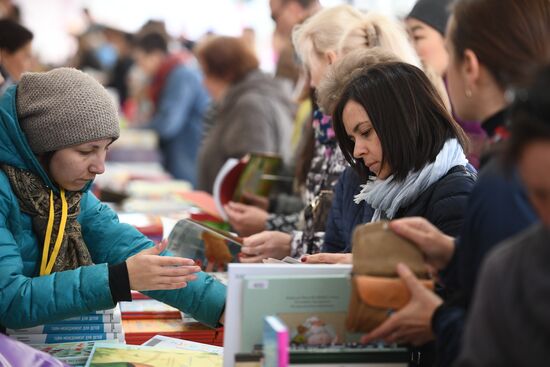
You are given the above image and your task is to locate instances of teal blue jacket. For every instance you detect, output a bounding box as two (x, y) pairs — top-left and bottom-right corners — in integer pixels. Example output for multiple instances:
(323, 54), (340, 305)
(0, 86), (226, 329)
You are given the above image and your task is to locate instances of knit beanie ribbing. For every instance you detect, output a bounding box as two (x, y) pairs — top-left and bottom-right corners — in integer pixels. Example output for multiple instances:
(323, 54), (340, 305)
(16, 67), (120, 154)
(407, 0), (453, 36)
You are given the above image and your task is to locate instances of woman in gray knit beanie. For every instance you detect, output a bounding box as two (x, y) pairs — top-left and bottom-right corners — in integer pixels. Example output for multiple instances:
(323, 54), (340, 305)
(0, 68), (226, 330)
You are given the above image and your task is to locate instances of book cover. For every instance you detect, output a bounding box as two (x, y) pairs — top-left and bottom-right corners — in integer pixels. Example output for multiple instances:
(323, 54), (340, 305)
(8, 322), (122, 335)
(213, 153), (285, 221)
(122, 319), (222, 346)
(263, 316), (289, 367)
(213, 158), (247, 221)
(240, 274), (357, 354)
(32, 340), (120, 366)
(84, 342), (222, 367)
(167, 218), (242, 271)
(142, 335), (223, 355)
(10, 332), (124, 344)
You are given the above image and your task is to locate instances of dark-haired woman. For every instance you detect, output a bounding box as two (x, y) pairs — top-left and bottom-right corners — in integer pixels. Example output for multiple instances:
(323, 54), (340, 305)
(303, 59), (476, 262)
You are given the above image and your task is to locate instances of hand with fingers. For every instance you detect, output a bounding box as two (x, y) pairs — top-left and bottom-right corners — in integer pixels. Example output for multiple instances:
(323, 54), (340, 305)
(241, 191), (270, 211)
(224, 201), (269, 237)
(389, 217), (456, 271)
(240, 231), (292, 263)
(301, 253), (353, 264)
(126, 239), (201, 291)
(360, 263), (443, 346)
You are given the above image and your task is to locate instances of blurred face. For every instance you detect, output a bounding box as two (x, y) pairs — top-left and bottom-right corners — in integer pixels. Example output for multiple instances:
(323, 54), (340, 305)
(201, 72), (229, 102)
(47, 139), (111, 191)
(308, 52), (330, 88)
(406, 18), (449, 76)
(518, 141), (550, 227)
(342, 100), (391, 179)
(133, 49), (163, 77)
(2, 41), (33, 81)
(270, 0), (301, 37)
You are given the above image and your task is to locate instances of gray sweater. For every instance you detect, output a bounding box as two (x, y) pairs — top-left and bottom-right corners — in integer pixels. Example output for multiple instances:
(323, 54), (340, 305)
(455, 223), (550, 367)
(197, 70), (294, 192)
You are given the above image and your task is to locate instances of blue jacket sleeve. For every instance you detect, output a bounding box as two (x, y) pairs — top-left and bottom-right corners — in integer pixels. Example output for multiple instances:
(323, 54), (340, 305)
(79, 192), (226, 328)
(148, 66), (208, 140)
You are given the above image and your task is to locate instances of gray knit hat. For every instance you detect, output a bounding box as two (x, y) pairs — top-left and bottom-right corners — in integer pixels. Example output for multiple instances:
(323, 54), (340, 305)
(407, 0), (453, 36)
(16, 67), (120, 154)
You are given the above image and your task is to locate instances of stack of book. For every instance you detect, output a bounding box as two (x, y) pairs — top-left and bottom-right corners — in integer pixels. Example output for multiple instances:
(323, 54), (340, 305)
(121, 291), (223, 346)
(7, 306), (124, 345)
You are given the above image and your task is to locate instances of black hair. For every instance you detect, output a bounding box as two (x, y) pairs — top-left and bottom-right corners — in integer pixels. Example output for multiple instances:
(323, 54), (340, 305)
(0, 19), (33, 53)
(507, 65), (550, 162)
(134, 32), (168, 54)
(332, 61), (468, 181)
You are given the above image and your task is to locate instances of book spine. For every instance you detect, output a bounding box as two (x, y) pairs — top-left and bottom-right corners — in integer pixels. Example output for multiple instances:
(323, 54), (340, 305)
(10, 332), (123, 344)
(8, 323), (122, 334)
(51, 314), (121, 324)
(278, 329), (289, 367)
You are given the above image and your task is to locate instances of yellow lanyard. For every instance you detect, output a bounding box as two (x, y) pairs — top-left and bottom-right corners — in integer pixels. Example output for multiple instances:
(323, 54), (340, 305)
(40, 189), (68, 276)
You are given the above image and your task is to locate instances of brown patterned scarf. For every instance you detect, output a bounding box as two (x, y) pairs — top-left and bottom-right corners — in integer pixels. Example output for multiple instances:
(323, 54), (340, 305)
(3, 165), (93, 274)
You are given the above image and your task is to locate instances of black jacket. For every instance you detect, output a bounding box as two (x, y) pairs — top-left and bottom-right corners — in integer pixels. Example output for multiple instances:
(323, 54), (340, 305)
(432, 111), (537, 367)
(323, 165), (477, 253)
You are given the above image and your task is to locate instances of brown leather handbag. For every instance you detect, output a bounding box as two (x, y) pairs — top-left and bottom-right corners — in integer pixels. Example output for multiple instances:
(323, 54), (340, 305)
(346, 221), (434, 333)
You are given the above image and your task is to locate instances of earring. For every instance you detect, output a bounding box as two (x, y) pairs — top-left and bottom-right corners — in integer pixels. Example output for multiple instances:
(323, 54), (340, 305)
(465, 89), (472, 98)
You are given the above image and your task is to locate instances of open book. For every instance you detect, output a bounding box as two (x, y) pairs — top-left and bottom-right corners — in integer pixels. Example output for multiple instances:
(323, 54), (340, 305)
(213, 153), (287, 220)
(167, 218), (243, 271)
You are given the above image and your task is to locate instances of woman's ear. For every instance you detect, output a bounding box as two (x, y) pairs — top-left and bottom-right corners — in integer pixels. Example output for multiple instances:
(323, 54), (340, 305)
(462, 49), (480, 91)
(325, 50), (337, 66)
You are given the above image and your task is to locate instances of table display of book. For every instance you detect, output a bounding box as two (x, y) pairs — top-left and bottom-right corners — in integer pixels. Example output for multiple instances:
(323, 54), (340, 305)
(7, 306), (124, 345)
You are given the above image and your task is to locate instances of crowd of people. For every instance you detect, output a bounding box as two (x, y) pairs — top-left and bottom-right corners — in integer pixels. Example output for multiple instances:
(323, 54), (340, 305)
(1, 0), (549, 365)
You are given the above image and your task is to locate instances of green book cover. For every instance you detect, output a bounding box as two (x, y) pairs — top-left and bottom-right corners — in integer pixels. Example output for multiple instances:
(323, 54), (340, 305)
(240, 274), (358, 353)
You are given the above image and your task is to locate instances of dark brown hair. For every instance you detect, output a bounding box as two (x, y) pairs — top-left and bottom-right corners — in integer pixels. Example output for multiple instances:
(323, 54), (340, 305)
(0, 19), (33, 54)
(507, 65), (550, 162)
(134, 32), (167, 54)
(333, 61), (468, 181)
(195, 36), (259, 84)
(450, 0), (550, 89)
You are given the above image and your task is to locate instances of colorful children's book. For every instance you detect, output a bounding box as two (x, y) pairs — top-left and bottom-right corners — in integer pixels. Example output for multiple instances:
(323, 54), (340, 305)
(167, 218), (243, 271)
(142, 334), (223, 355)
(32, 340), (120, 366)
(240, 274), (357, 354)
(84, 342), (222, 367)
(263, 316), (289, 367)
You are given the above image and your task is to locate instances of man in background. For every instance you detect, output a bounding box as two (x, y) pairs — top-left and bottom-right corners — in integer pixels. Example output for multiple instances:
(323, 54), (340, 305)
(133, 32), (209, 186)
